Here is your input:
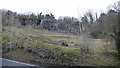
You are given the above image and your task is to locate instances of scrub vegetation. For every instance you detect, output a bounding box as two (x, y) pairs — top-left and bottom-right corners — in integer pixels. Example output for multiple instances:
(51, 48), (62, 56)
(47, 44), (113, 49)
(1, 1), (120, 66)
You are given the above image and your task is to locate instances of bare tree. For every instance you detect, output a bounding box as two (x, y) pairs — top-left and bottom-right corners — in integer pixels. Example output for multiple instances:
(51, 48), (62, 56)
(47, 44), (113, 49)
(108, 1), (120, 59)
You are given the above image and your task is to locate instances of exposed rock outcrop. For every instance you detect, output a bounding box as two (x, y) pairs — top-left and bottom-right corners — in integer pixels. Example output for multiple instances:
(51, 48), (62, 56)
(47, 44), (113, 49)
(2, 10), (81, 35)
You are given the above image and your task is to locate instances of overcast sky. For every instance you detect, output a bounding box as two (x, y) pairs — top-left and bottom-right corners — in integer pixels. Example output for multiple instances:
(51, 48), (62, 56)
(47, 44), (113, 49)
(0, 0), (119, 19)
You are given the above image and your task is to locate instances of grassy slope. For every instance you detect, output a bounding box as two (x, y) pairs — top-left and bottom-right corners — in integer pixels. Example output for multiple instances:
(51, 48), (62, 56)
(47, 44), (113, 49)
(2, 26), (119, 66)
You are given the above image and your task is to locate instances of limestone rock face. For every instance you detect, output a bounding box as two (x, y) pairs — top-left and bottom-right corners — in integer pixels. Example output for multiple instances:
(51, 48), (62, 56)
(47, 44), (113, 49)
(2, 10), (81, 35)
(2, 10), (19, 26)
(2, 45), (11, 53)
(41, 20), (80, 35)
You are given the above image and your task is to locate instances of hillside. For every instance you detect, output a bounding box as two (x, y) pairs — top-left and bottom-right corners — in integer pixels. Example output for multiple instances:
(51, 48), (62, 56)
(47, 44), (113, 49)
(2, 26), (119, 66)
(1, 9), (120, 66)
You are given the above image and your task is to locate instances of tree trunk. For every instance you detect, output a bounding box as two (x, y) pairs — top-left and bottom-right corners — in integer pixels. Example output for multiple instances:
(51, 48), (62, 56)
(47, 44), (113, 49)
(115, 12), (120, 60)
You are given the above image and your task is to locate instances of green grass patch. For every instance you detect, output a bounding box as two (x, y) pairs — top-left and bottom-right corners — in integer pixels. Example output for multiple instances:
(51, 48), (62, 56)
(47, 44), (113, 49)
(40, 35), (76, 38)
(28, 34), (37, 37)
(110, 52), (119, 57)
(34, 40), (81, 65)
(2, 33), (10, 46)
(3, 26), (11, 31)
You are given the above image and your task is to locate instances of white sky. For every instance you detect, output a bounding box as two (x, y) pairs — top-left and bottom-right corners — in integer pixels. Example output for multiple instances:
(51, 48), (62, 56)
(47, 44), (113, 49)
(0, 0), (119, 19)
